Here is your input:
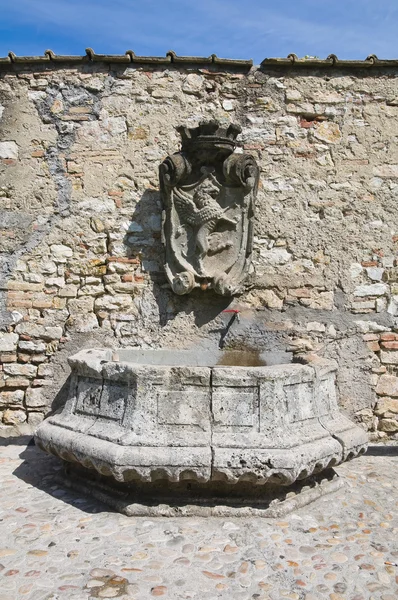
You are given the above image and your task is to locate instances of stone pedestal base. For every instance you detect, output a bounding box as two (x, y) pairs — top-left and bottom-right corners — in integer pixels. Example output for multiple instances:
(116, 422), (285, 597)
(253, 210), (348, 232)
(59, 462), (344, 518)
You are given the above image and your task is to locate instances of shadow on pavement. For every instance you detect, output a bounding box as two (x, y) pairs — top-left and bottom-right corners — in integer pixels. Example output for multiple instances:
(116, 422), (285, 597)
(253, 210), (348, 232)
(0, 435), (34, 446)
(367, 445), (398, 456)
(11, 440), (113, 515)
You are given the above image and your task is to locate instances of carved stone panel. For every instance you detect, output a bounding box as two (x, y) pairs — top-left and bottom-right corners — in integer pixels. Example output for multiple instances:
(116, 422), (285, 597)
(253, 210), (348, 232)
(159, 121), (259, 296)
(156, 387), (210, 429)
(212, 386), (259, 428)
(74, 376), (102, 417)
(73, 376), (129, 423)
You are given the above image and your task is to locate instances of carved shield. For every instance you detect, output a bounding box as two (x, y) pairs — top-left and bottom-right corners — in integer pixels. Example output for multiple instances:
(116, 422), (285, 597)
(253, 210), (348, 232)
(159, 121), (259, 296)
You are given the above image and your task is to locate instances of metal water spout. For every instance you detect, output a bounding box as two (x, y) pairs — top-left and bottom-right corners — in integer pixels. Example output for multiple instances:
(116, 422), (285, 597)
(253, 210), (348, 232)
(219, 308), (240, 349)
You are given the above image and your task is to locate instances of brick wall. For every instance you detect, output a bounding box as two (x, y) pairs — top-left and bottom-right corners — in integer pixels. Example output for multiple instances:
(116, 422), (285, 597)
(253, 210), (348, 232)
(0, 61), (397, 437)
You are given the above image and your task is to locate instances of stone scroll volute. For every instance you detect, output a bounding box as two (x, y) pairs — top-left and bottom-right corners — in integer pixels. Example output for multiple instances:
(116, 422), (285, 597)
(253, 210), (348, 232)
(159, 121), (259, 296)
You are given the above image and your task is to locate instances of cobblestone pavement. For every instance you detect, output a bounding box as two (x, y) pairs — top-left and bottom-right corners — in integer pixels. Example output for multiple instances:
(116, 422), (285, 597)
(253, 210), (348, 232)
(1, 440), (398, 600)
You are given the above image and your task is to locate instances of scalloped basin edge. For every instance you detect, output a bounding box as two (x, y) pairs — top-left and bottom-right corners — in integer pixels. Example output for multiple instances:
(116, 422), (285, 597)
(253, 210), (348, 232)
(35, 349), (368, 487)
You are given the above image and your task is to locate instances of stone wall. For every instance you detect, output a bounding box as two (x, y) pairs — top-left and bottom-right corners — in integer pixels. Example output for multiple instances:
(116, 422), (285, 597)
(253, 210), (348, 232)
(0, 59), (397, 438)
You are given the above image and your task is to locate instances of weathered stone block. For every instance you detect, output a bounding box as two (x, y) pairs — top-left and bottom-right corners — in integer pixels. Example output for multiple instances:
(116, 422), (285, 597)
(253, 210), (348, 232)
(78, 284), (104, 297)
(37, 364), (54, 378)
(313, 122), (342, 144)
(30, 78), (48, 89)
(353, 284), (389, 297)
(31, 354), (47, 365)
(15, 323), (62, 340)
(69, 259), (106, 277)
(68, 296), (94, 314)
(28, 412), (45, 426)
(387, 296), (398, 316)
(0, 390), (24, 407)
(4, 378), (30, 388)
(94, 295), (134, 312)
(50, 244), (73, 263)
(58, 285), (78, 298)
(0, 353), (17, 363)
(182, 74), (203, 95)
(285, 89), (302, 102)
(108, 282), (143, 296)
(25, 388), (46, 408)
(259, 248), (292, 265)
(23, 273), (44, 284)
(40, 261), (58, 275)
(355, 407), (374, 430)
(355, 321), (390, 334)
(380, 351), (398, 365)
(31, 297), (53, 310)
(246, 289), (283, 309)
(3, 409), (26, 424)
(366, 267), (384, 281)
(376, 375), (398, 397)
(0, 141), (18, 159)
(0, 333), (18, 352)
(378, 418), (398, 432)
(373, 164), (398, 178)
(374, 397), (398, 416)
(3, 364), (37, 378)
(7, 281), (43, 292)
(18, 340), (46, 353)
(367, 341), (380, 352)
(66, 314), (99, 332)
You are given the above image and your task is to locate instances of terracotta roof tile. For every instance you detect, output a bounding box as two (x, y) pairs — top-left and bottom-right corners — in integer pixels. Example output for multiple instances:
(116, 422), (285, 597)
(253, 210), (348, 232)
(1, 50), (397, 69)
(261, 53), (398, 68)
(0, 48), (253, 68)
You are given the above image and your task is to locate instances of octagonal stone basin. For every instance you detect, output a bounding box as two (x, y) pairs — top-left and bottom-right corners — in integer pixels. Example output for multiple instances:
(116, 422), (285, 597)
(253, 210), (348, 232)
(35, 349), (368, 487)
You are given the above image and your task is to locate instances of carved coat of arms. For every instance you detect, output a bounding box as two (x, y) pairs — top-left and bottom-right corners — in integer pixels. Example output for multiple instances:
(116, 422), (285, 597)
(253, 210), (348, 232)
(159, 121), (259, 296)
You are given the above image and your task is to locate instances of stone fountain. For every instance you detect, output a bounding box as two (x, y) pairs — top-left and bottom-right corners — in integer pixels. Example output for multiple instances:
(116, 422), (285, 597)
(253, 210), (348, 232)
(35, 121), (368, 516)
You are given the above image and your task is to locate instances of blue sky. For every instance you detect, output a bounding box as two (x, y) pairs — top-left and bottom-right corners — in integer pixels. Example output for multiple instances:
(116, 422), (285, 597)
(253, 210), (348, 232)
(0, 0), (397, 63)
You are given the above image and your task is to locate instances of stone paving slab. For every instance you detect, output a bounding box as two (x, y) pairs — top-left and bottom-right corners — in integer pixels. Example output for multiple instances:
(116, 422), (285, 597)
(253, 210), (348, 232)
(0, 439), (398, 600)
